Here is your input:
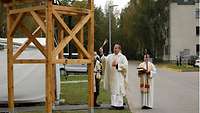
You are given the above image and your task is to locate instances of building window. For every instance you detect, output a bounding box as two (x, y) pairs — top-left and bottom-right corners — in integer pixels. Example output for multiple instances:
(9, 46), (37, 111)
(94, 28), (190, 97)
(196, 26), (200, 36)
(196, 8), (200, 19)
(196, 44), (199, 55)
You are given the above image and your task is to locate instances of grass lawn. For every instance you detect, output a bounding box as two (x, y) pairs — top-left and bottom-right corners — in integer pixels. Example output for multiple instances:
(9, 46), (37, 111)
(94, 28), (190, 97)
(157, 63), (199, 72)
(18, 75), (132, 113)
(61, 83), (88, 105)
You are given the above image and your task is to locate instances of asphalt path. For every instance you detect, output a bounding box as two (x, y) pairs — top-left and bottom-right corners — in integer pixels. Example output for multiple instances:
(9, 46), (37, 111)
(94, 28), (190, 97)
(126, 61), (199, 113)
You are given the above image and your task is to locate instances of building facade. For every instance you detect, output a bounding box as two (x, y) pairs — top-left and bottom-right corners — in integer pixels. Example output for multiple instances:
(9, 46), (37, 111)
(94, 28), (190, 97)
(165, 0), (199, 61)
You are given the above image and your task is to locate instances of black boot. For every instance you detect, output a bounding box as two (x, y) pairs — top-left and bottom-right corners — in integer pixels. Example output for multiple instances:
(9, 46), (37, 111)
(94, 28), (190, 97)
(94, 93), (100, 107)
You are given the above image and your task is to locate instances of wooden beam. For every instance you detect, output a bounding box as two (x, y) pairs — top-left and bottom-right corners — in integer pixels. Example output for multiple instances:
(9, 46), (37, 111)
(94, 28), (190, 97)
(7, 8), (14, 113)
(72, 14), (91, 58)
(88, 0), (94, 10)
(77, 27), (84, 59)
(52, 10), (73, 58)
(9, 5), (45, 14)
(54, 36), (73, 58)
(30, 11), (46, 34)
(52, 64), (56, 104)
(87, 0), (94, 111)
(53, 10), (91, 58)
(13, 39), (32, 60)
(30, 27), (47, 58)
(14, 59), (46, 64)
(71, 14), (92, 59)
(46, 0), (53, 113)
(32, 38), (47, 58)
(72, 14), (91, 36)
(51, 16), (56, 104)
(56, 11), (79, 16)
(9, 13), (24, 36)
(32, 26), (42, 35)
(5, 1), (95, 113)
(13, 27), (43, 60)
(53, 10), (91, 35)
(18, 24), (47, 57)
(72, 37), (91, 59)
(52, 9), (72, 37)
(54, 59), (92, 64)
(53, 5), (90, 15)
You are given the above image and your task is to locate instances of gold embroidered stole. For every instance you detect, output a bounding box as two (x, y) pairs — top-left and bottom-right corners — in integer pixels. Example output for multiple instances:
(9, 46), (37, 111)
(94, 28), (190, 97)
(139, 62), (152, 93)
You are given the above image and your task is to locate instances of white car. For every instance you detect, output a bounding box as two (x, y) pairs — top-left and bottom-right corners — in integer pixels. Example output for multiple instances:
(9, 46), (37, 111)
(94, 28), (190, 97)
(195, 58), (200, 67)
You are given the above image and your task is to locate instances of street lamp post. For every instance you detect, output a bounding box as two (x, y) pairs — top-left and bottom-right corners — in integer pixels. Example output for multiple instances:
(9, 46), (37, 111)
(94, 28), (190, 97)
(108, 5), (118, 54)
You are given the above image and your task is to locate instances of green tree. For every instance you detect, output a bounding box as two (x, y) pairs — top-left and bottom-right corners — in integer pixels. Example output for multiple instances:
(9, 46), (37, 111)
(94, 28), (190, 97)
(0, 1), (6, 38)
(94, 7), (107, 51)
(119, 0), (169, 60)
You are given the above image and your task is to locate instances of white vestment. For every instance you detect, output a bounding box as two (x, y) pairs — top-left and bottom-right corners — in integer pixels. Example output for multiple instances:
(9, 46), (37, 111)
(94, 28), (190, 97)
(101, 52), (128, 107)
(138, 62), (156, 108)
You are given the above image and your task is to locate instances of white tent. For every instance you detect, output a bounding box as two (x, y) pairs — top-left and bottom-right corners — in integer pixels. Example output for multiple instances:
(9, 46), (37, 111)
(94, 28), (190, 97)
(0, 38), (60, 103)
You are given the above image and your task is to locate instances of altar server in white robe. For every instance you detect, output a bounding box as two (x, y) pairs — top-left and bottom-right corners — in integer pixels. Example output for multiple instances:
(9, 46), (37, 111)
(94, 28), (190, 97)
(93, 52), (102, 107)
(99, 44), (128, 109)
(137, 54), (156, 109)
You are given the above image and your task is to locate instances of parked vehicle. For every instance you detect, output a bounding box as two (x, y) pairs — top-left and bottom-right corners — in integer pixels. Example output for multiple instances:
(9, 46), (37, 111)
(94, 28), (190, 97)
(195, 58), (200, 67)
(188, 56), (198, 67)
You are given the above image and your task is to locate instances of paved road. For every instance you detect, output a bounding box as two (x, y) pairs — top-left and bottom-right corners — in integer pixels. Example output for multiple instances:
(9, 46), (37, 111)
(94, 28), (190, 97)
(126, 61), (199, 113)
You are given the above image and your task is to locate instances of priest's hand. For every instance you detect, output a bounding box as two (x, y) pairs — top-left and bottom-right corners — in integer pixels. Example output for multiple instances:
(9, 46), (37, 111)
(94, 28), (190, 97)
(112, 59), (118, 67)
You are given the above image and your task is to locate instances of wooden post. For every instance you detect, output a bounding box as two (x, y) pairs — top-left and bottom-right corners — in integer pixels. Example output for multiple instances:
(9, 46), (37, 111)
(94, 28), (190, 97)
(7, 5), (14, 113)
(88, 0), (94, 113)
(46, 0), (53, 113)
(52, 17), (56, 105)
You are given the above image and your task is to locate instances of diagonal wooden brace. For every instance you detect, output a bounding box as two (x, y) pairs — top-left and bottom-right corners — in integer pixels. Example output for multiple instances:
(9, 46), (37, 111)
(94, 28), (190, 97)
(52, 9), (91, 59)
(8, 13), (24, 36)
(30, 11), (47, 34)
(15, 24), (47, 58)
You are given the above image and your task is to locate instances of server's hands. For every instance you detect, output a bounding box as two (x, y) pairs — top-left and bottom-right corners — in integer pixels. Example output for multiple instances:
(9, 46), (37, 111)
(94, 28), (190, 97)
(99, 47), (104, 55)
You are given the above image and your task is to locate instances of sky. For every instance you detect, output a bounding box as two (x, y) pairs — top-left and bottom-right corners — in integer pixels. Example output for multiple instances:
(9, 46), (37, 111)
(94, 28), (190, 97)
(94, 0), (130, 12)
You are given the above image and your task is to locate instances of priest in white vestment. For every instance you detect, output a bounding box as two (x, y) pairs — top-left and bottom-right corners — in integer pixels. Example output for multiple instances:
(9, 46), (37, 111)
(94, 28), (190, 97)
(99, 44), (128, 109)
(137, 54), (156, 109)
